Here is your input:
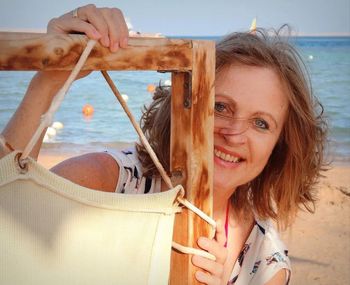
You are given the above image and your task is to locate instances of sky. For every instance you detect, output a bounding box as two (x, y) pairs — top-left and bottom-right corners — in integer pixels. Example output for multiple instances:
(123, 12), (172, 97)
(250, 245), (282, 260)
(0, 0), (349, 36)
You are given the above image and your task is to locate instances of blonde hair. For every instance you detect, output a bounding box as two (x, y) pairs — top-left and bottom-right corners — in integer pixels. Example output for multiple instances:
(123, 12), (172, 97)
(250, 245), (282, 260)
(137, 28), (328, 228)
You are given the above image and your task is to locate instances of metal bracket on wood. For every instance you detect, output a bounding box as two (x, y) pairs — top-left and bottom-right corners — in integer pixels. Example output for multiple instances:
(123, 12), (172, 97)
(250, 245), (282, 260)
(183, 71), (192, 109)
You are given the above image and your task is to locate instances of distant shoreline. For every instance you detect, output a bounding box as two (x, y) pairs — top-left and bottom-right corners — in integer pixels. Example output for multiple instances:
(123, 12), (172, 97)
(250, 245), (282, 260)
(170, 34), (350, 39)
(1, 28), (349, 38)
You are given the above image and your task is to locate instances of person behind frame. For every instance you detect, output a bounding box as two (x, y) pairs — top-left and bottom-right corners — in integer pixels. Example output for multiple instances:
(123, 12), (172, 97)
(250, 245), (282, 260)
(0, 4), (327, 285)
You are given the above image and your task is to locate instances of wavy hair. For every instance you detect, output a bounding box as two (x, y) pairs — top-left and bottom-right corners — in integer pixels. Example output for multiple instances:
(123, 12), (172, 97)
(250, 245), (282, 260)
(136, 27), (328, 228)
(136, 85), (171, 177)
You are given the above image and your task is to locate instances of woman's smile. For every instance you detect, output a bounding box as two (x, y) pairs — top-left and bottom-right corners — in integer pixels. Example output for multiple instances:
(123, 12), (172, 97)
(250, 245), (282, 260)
(214, 146), (245, 168)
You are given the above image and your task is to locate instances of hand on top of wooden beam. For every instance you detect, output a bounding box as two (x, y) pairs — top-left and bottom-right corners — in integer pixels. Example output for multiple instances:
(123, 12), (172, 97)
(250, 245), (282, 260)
(0, 32), (193, 71)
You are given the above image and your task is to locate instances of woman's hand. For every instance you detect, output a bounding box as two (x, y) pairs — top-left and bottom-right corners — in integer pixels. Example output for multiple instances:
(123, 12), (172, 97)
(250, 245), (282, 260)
(192, 220), (228, 285)
(47, 4), (129, 52)
(41, 4), (129, 84)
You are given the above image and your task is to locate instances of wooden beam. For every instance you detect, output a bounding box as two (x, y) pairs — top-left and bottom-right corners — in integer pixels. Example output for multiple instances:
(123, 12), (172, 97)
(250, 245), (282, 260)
(0, 32), (192, 71)
(170, 40), (215, 285)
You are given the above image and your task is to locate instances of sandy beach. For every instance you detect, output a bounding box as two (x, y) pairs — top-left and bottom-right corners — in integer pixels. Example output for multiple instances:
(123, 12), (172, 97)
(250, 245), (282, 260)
(37, 147), (350, 285)
(280, 165), (350, 285)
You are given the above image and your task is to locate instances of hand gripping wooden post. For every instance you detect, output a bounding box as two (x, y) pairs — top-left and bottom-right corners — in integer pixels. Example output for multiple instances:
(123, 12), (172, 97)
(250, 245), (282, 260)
(0, 32), (215, 285)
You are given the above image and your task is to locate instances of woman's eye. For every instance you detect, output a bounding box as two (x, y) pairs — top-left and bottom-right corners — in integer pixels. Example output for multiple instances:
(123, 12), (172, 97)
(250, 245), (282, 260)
(214, 102), (226, 113)
(254, 118), (270, 130)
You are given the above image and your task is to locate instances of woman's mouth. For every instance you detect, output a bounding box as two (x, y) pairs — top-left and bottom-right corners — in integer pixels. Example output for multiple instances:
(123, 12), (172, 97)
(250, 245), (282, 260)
(214, 148), (245, 163)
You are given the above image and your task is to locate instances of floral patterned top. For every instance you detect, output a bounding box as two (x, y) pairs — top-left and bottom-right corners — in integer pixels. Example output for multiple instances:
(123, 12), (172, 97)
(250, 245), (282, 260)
(227, 219), (291, 284)
(109, 148), (291, 284)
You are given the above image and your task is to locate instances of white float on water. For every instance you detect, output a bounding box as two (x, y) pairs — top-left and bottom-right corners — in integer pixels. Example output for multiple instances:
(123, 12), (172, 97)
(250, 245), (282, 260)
(160, 79), (171, 87)
(46, 127), (57, 137)
(308, 55), (314, 60)
(121, 94), (129, 102)
(52, 121), (64, 130)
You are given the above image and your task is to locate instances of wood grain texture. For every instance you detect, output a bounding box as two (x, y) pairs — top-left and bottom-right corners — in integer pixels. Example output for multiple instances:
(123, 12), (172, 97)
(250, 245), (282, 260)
(0, 32), (192, 71)
(170, 40), (215, 285)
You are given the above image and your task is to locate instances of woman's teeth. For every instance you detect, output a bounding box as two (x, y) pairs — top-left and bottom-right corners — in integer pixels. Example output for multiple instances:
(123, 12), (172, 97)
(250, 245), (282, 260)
(214, 149), (242, 163)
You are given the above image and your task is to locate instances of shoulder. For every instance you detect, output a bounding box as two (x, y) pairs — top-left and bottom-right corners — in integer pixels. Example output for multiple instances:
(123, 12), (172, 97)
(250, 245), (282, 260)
(251, 219), (291, 284)
(260, 221), (289, 258)
(264, 268), (289, 285)
(107, 147), (163, 194)
(50, 152), (119, 192)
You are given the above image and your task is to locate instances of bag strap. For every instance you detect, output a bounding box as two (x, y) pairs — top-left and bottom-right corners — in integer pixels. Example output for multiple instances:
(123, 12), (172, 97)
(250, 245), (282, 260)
(20, 39), (97, 161)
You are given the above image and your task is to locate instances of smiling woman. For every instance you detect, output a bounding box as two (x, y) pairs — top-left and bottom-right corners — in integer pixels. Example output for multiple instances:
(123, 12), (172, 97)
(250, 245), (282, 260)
(0, 4), (328, 285)
(213, 29), (327, 226)
(136, 28), (328, 284)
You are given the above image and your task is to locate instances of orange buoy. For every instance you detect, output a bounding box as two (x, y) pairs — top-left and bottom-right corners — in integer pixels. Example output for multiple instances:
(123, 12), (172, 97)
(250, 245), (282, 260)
(82, 104), (94, 116)
(147, 84), (156, 93)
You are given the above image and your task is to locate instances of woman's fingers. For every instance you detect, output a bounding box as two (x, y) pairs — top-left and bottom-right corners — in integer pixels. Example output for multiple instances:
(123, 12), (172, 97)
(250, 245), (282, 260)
(191, 229), (228, 284)
(195, 270), (221, 285)
(100, 8), (129, 51)
(192, 255), (224, 278)
(48, 16), (102, 40)
(198, 237), (227, 265)
(77, 5), (110, 47)
(47, 4), (129, 52)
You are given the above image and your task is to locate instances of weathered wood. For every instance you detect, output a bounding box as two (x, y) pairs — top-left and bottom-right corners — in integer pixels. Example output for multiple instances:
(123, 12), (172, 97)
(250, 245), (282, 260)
(170, 71), (192, 284)
(170, 40), (215, 285)
(0, 32), (192, 71)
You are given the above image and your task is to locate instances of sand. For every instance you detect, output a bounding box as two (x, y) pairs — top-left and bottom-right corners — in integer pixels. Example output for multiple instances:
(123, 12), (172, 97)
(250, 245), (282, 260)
(280, 165), (350, 285)
(37, 149), (350, 285)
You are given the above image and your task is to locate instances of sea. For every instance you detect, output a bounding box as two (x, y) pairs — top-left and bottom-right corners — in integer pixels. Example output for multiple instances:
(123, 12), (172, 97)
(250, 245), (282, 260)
(0, 36), (349, 164)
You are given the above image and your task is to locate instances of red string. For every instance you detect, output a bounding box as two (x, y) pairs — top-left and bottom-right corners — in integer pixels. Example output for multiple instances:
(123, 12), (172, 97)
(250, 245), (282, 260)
(224, 201), (229, 248)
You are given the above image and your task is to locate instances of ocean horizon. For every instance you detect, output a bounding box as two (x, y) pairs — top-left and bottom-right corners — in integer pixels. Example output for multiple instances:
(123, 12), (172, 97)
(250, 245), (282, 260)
(1, 28), (350, 37)
(0, 35), (349, 164)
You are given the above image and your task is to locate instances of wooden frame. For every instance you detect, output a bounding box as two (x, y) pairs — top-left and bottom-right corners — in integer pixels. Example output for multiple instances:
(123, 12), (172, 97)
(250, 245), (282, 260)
(0, 32), (215, 285)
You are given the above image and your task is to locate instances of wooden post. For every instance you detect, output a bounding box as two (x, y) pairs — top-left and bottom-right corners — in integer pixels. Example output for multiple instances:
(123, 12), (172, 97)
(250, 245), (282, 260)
(170, 41), (215, 284)
(0, 33), (215, 284)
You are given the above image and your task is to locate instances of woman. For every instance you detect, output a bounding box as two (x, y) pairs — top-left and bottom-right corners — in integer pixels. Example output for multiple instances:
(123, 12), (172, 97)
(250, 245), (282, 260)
(0, 4), (327, 285)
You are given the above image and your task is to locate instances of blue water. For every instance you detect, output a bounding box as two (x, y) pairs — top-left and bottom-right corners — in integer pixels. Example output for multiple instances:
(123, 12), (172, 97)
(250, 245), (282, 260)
(0, 36), (349, 163)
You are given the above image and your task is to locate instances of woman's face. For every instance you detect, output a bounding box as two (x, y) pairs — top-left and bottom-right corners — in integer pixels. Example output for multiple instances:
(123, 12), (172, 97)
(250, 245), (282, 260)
(213, 64), (288, 199)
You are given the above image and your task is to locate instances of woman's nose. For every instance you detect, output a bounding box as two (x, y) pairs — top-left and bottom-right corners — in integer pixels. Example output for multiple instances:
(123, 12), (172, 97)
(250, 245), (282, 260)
(223, 131), (248, 145)
(214, 118), (250, 135)
(215, 127), (248, 144)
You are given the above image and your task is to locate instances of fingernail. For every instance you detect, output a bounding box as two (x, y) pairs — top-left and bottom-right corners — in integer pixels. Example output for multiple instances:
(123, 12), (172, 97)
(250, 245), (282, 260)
(195, 271), (206, 281)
